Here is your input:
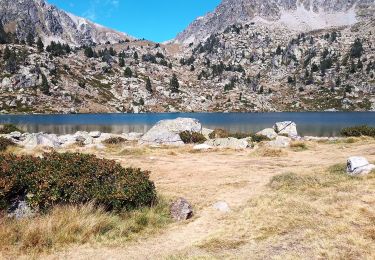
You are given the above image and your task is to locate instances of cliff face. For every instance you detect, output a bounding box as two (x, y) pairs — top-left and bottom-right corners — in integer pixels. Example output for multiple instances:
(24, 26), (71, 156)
(0, 0), (131, 45)
(174, 0), (375, 44)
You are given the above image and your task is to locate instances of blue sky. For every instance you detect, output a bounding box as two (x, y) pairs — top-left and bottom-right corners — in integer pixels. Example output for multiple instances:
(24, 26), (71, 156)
(48, 0), (221, 42)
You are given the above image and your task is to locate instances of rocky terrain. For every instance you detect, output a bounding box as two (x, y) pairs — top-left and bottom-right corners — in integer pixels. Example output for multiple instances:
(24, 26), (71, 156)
(0, 0), (374, 114)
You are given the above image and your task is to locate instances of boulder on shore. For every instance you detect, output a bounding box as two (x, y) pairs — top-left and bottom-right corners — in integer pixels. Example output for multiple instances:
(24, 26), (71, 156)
(347, 156), (375, 176)
(170, 198), (193, 221)
(257, 128), (278, 139)
(205, 137), (249, 149)
(140, 118), (202, 145)
(273, 121), (298, 137)
(267, 136), (291, 148)
(22, 133), (61, 149)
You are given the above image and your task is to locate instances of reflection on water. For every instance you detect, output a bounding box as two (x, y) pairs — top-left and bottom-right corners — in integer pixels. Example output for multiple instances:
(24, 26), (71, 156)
(0, 112), (374, 137)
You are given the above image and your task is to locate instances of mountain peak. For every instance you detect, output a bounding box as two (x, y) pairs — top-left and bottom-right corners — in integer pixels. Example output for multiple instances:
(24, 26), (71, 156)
(174, 0), (374, 44)
(0, 0), (132, 45)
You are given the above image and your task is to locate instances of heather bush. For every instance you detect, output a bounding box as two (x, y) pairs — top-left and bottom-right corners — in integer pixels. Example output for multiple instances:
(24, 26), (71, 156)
(340, 125), (375, 137)
(0, 124), (22, 134)
(0, 152), (156, 212)
(179, 131), (206, 144)
(0, 137), (16, 152)
(103, 137), (127, 145)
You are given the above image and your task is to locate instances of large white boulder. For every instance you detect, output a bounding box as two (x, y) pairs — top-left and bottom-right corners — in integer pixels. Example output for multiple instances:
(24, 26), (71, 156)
(257, 128), (278, 139)
(74, 131), (94, 145)
(205, 137), (249, 149)
(273, 121), (298, 137)
(267, 136), (291, 148)
(140, 118), (202, 145)
(347, 156), (375, 176)
(22, 133), (61, 149)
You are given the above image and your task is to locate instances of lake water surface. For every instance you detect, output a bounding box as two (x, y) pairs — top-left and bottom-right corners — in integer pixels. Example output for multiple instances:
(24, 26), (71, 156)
(0, 112), (374, 137)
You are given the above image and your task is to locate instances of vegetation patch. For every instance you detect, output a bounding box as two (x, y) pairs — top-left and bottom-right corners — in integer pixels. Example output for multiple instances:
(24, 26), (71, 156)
(290, 141), (308, 151)
(179, 131), (206, 144)
(340, 125), (375, 137)
(0, 137), (16, 152)
(208, 128), (269, 142)
(0, 124), (22, 134)
(103, 137), (127, 145)
(258, 148), (287, 157)
(0, 152), (156, 212)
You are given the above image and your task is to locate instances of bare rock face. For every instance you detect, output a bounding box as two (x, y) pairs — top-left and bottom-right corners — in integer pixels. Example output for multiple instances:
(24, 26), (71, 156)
(170, 198), (193, 221)
(174, 0), (374, 44)
(0, 0), (131, 45)
(140, 118), (202, 145)
(347, 156), (375, 176)
(273, 121), (298, 138)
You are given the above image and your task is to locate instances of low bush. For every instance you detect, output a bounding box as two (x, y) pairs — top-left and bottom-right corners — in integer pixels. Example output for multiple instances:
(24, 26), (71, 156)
(0, 124), (22, 134)
(0, 137), (16, 152)
(103, 137), (127, 145)
(179, 131), (206, 144)
(0, 152), (156, 212)
(290, 141), (308, 151)
(208, 129), (269, 142)
(340, 125), (375, 137)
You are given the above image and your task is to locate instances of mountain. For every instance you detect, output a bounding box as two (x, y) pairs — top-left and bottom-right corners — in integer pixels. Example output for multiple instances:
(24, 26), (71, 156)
(175, 0), (375, 44)
(0, 0), (131, 45)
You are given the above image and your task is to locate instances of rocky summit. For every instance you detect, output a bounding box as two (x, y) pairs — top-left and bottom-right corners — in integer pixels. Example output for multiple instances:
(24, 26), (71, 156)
(0, 0), (374, 114)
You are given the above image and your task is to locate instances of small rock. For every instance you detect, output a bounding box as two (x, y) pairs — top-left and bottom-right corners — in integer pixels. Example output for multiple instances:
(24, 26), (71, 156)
(202, 128), (214, 139)
(205, 137), (249, 149)
(7, 200), (35, 219)
(193, 143), (213, 150)
(89, 131), (102, 138)
(170, 198), (193, 221)
(213, 201), (231, 213)
(347, 156), (375, 176)
(123, 132), (143, 141)
(9, 131), (22, 140)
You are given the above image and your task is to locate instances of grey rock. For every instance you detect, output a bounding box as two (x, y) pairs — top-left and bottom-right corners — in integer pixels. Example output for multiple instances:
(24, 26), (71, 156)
(8, 200), (35, 219)
(9, 131), (22, 140)
(140, 118), (202, 145)
(267, 136), (291, 148)
(123, 132), (143, 141)
(74, 131), (94, 145)
(347, 156), (375, 176)
(257, 128), (278, 139)
(202, 128), (214, 139)
(89, 131), (102, 138)
(22, 133), (61, 149)
(273, 121), (298, 137)
(193, 143), (214, 150)
(205, 137), (249, 149)
(170, 198), (193, 221)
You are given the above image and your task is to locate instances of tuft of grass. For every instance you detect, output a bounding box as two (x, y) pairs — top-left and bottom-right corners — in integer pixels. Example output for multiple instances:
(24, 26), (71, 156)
(0, 137), (16, 152)
(198, 238), (246, 253)
(0, 197), (171, 256)
(269, 172), (321, 191)
(0, 124), (23, 134)
(257, 147), (287, 157)
(290, 141), (308, 151)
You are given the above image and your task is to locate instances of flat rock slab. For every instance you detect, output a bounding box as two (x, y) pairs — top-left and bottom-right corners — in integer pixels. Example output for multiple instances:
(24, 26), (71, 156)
(205, 137), (249, 149)
(347, 156), (375, 176)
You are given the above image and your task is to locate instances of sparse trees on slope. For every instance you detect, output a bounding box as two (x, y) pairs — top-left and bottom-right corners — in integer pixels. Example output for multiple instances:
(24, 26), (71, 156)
(145, 77), (153, 93)
(169, 74), (180, 93)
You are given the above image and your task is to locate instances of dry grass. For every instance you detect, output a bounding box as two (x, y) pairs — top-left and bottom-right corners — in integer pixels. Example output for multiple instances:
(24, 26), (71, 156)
(195, 166), (375, 259)
(256, 147), (288, 157)
(0, 198), (171, 258)
(290, 141), (308, 151)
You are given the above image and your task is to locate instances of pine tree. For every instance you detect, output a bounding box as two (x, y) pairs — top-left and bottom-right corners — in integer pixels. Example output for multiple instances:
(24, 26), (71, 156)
(26, 33), (34, 46)
(133, 51), (138, 60)
(40, 74), (50, 95)
(169, 74), (179, 93)
(5, 50), (17, 74)
(0, 22), (7, 44)
(37, 37), (44, 52)
(124, 67), (132, 78)
(3, 46), (11, 60)
(119, 56), (125, 67)
(145, 77), (153, 93)
(84, 46), (94, 58)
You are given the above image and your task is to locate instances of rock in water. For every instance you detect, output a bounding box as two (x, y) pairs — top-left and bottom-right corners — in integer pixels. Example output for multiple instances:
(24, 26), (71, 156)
(347, 156), (375, 176)
(140, 118), (202, 145)
(273, 121), (298, 137)
(170, 198), (193, 221)
(205, 137), (249, 149)
(267, 136), (291, 148)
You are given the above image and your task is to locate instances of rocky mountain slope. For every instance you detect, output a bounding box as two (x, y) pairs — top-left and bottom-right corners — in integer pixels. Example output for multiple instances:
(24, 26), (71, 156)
(175, 0), (375, 44)
(0, 0), (131, 45)
(0, 0), (374, 114)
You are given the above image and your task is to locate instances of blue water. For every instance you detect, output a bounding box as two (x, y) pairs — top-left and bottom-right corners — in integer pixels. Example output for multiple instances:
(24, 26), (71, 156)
(0, 112), (374, 136)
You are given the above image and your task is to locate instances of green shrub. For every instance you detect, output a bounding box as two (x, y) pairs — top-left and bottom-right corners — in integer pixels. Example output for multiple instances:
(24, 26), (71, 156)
(208, 129), (269, 142)
(340, 125), (375, 137)
(179, 131), (206, 144)
(0, 152), (156, 212)
(103, 137), (127, 145)
(0, 137), (16, 151)
(0, 124), (22, 134)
